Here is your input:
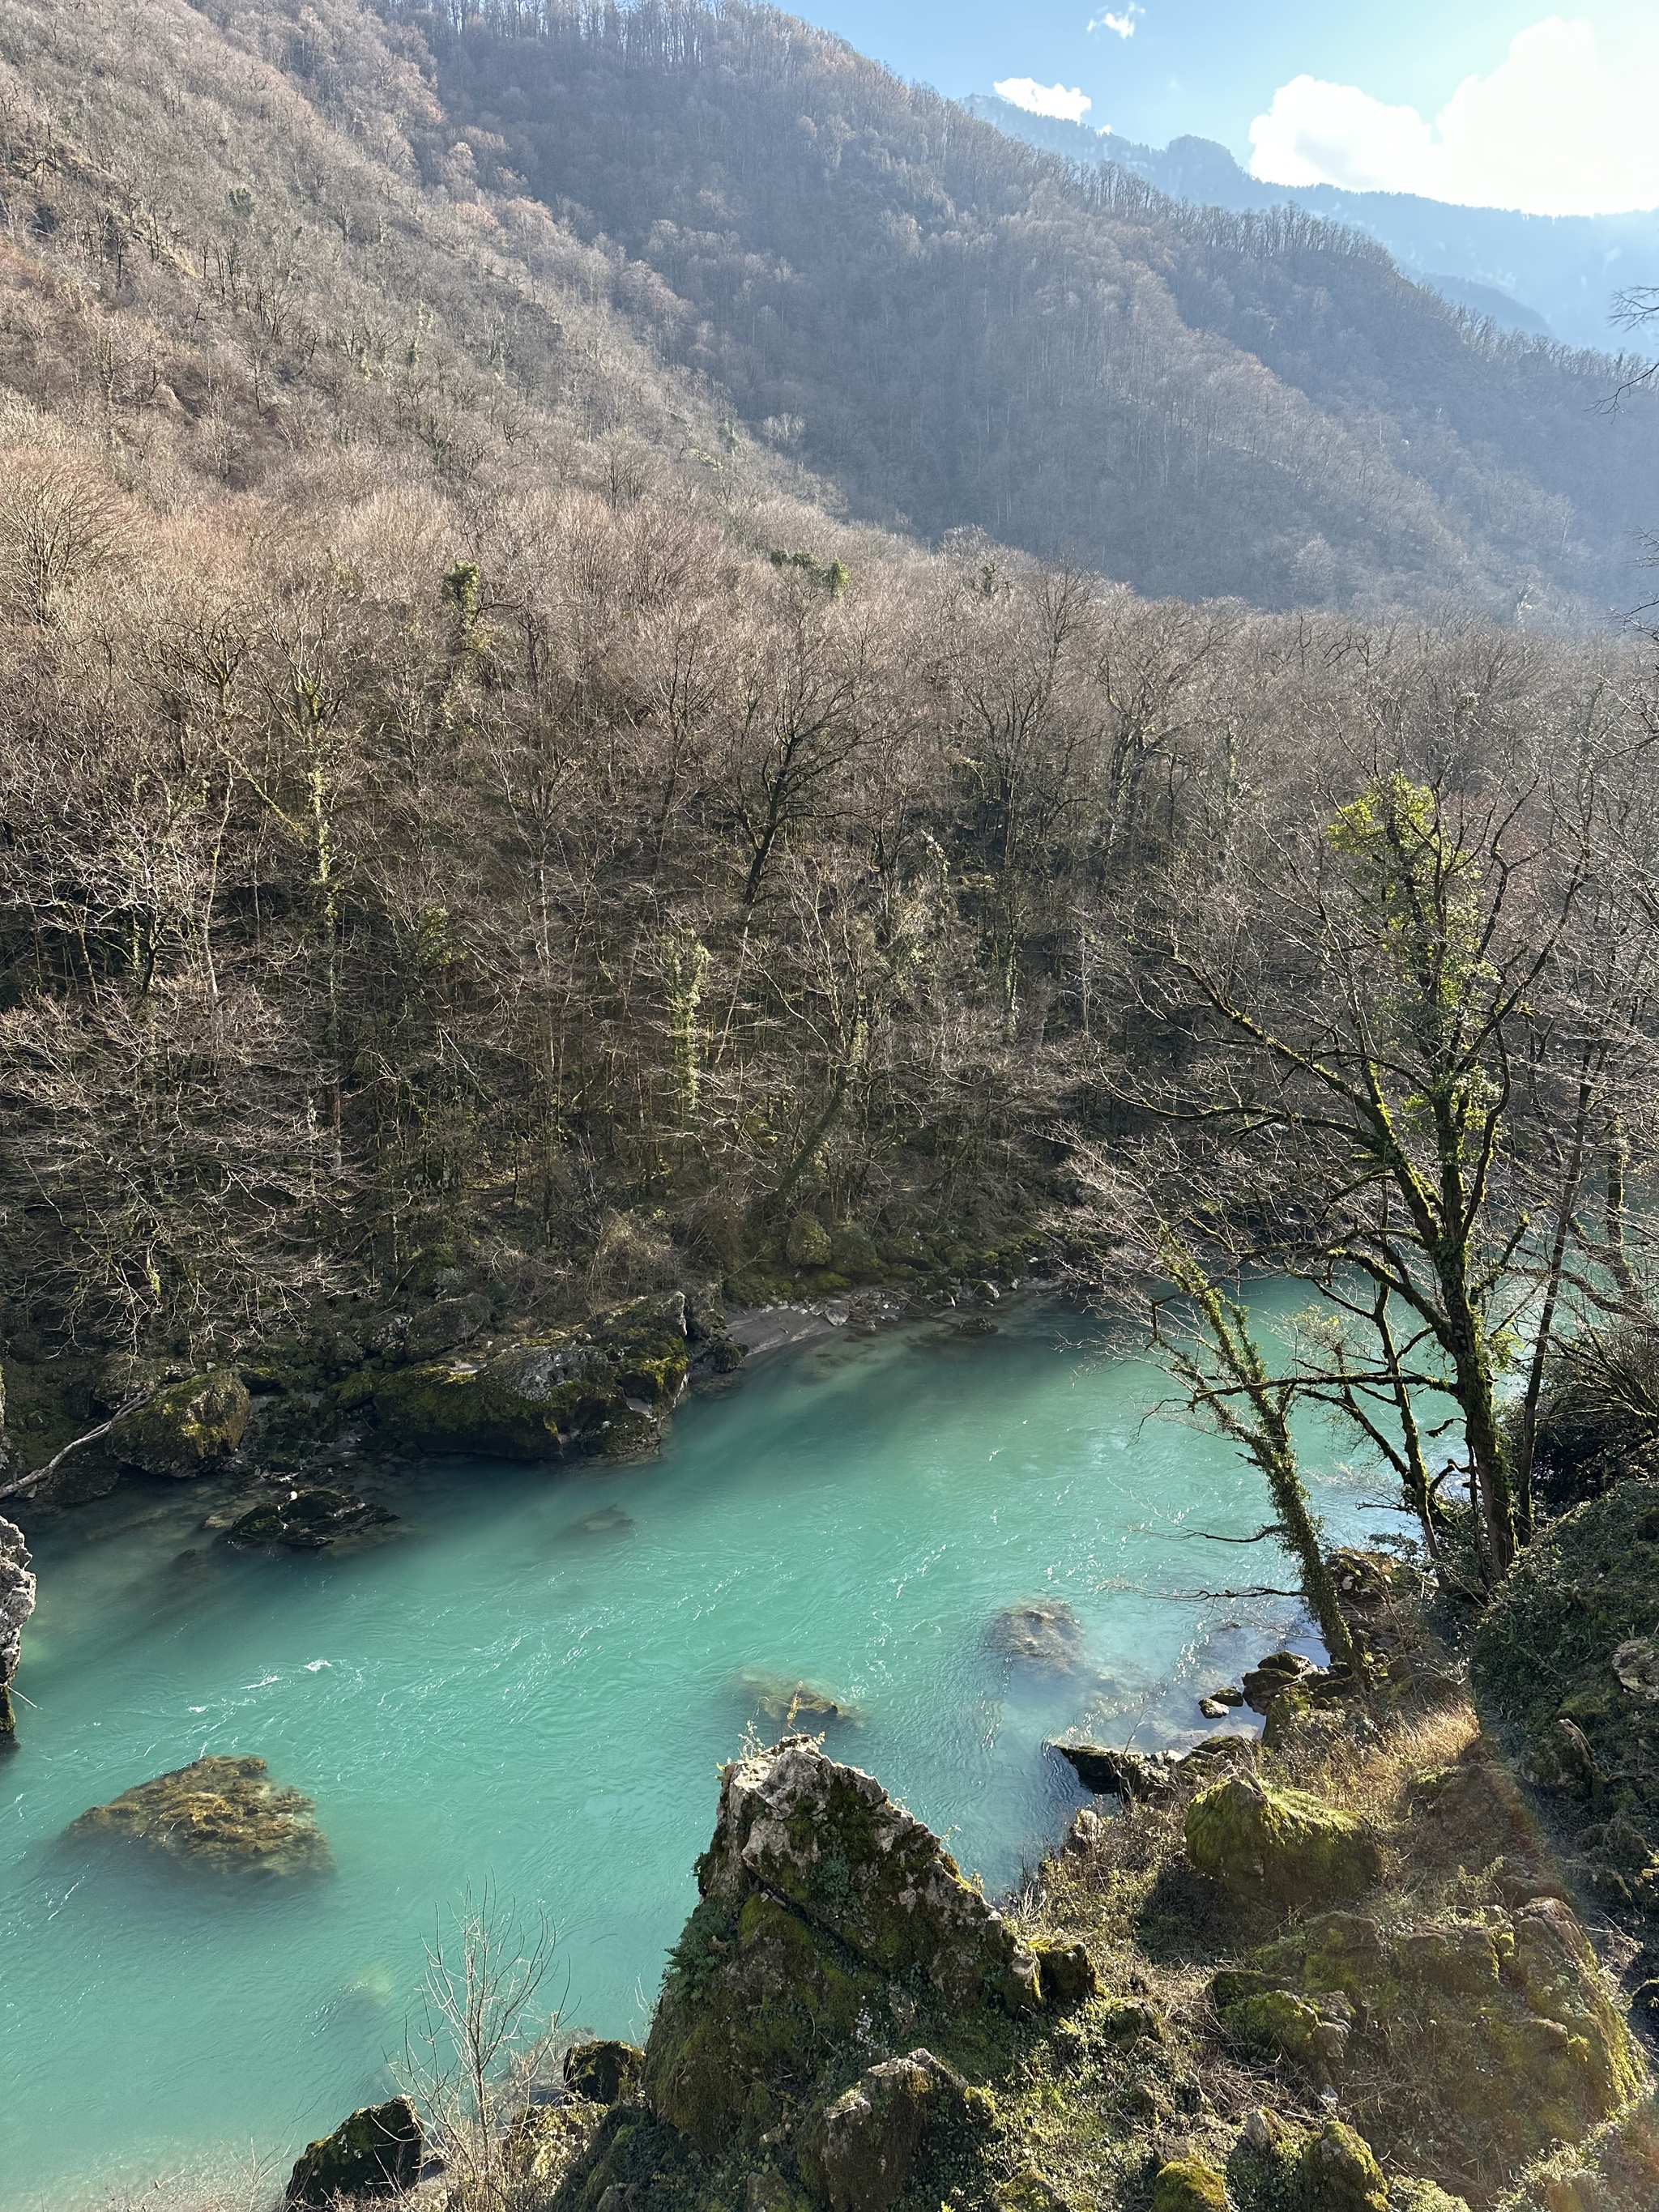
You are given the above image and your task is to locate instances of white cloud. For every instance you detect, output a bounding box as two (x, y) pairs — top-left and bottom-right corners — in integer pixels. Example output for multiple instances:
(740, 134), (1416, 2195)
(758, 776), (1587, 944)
(1089, 4), (1143, 37)
(1249, 17), (1659, 218)
(993, 77), (1094, 124)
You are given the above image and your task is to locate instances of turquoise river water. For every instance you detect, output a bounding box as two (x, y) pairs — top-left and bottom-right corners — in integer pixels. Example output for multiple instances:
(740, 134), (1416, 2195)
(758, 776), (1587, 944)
(1, 1299), (1394, 2207)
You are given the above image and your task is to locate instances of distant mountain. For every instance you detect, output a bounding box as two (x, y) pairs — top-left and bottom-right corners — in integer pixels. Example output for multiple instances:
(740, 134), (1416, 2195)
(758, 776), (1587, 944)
(400, 1), (1659, 616)
(962, 94), (1659, 351)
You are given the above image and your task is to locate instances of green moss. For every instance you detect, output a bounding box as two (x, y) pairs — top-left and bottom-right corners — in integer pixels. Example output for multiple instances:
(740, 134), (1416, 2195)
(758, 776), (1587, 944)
(1152, 2156), (1230, 2212)
(1185, 1776), (1381, 1906)
(109, 1370), (249, 1477)
(286, 2096), (421, 2206)
(1300, 2120), (1387, 2212)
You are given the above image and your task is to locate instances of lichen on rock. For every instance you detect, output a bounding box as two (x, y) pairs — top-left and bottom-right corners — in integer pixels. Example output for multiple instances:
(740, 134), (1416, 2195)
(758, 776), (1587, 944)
(0, 1514), (36, 1743)
(1185, 1775), (1381, 1906)
(70, 1754), (331, 1877)
(798, 2048), (980, 2212)
(109, 1369), (250, 1478)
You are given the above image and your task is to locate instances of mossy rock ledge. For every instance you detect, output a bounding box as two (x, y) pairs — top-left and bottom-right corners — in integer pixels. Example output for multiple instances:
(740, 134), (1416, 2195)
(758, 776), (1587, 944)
(0, 1514), (36, 1743)
(372, 1294), (703, 1461)
(1217, 1897), (1644, 2184)
(69, 1754), (331, 1877)
(557, 1737), (1034, 2206)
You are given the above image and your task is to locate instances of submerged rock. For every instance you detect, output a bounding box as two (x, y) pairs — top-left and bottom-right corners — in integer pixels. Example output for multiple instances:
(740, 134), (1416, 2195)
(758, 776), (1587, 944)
(222, 1486), (395, 1550)
(736, 1670), (866, 1729)
(799, 2049), (980, 2212)
(373, 1294), (692, 1462)
(285, 2095), (422, 2206)
(0, 1515), (36, 1745)
(109, 1370), (250, 1478)
(989, 1600), (1085, 1670)
(558, 1504), (636, 1541)
(70, 1754), (331, 1877)
(1185, 1775), (1381, 1906)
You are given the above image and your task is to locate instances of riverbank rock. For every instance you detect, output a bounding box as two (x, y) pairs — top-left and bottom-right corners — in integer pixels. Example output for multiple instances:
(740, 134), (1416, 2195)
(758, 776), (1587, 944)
(1185, 1775), (1381, 1907)
(1216, 1897), (1643, 2182)
(638, 1737), (1031, 2172)
(0, 1515), (35, 1743)
(373, 1294), (693, 1461)
(1055, 1733), (1256, 1804)
(222, 1486), (395, 1549)
(70, 1754), (331, 1876)
(285, 2096), (422, 2206)
(990, 1600), (1085, 1670)
(564, 2039), (645, 2104)
(1242, 1649), (1320, 1712)
(108, 1370), (250, 1477)
(799, 2050), (979, 2212)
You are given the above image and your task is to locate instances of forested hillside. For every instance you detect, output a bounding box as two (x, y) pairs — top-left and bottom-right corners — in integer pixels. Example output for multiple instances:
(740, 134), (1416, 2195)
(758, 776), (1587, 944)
(1, 0), (1657, 1490)
(403, 0), (1659, 616)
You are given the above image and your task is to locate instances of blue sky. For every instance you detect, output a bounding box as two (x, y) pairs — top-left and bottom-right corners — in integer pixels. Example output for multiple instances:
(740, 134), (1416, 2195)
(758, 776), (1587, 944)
(792, 3), (1659, 214)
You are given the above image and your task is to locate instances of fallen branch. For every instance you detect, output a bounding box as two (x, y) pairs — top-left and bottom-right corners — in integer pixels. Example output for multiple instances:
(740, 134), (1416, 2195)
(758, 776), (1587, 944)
(0, 1395), (153, 1502)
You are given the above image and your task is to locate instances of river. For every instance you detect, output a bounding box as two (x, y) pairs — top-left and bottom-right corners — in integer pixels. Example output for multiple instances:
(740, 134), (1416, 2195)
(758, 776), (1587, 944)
(1, 1295), (1394, 2206)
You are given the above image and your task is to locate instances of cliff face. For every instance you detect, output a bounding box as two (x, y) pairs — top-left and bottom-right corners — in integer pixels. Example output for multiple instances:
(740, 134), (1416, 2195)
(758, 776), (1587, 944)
(0, 1514), (33, 1741)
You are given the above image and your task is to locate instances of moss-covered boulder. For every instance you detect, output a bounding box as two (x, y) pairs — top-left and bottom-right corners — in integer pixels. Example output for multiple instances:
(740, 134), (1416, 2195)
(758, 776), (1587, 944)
(639, 1737), (1036, 2167)
(1151, 2155), (1230, 2211)
(70, 1754), (331, 1877)
(1472, 1481), (1659, 1829)
(798, 2048), (980, 2212)
(109, 1369), (249, 1477)
(285, 2095), (421, 2206)
(1494, 2089), (1659, 2212)
(563, 2038), (644, 2104)
(0, 1515), (35, 1744)
(1229, 1899), (1644, 2184)
(222, 1486), (394, 1549)
(1185, 1775), (1381, 1907)
(787, 1214), (834, 1268)
(1301, 2120), (1388, 2212)
(373, 1295), (691, 1462)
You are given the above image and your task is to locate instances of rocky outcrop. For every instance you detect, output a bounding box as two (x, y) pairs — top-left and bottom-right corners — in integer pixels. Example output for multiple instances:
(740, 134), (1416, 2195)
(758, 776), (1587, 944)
(285, 2096), (422, 2206)
(0, 1515), (35, 1743)
(636, 1737), (1029, 2184)
(70, 1754), (331, 1877)
(1185, 1775), (1382, 1906)
(372, 1294), (709, 1462)
(1216, 1899), (1644, 2180)
(109, 1370), (251, 1477)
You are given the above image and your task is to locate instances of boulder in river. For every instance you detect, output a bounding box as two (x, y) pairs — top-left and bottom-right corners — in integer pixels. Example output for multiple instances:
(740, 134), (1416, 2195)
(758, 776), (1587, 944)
(109, 1370), (250, 1478)
(285, 2095), (422, 2206)
(557, 1503), (636, 1541)
(988, 1599), (1085, 1671)
(1241, 1649), (1320, 1712)
(1053, 1732), (1256, 1802)
(70, 1754), (331, 1877)
(0, 1515), (36, 1744)
(221, 1486), (395, 1550)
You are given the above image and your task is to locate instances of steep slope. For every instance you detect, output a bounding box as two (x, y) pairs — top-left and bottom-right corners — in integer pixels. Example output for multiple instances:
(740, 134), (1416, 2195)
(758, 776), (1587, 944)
(401, 0), (1659, 616)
